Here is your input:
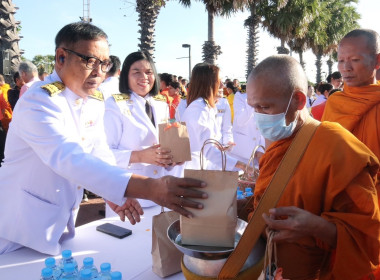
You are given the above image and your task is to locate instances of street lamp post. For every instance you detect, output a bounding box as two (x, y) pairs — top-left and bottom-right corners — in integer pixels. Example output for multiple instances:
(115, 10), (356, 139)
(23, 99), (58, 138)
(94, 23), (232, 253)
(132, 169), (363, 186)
(182, 44), (191, 81)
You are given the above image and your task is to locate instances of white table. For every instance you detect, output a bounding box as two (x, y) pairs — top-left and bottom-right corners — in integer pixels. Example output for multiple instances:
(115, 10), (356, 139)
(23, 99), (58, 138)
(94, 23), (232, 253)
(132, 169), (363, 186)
(0, 206), (185, 280)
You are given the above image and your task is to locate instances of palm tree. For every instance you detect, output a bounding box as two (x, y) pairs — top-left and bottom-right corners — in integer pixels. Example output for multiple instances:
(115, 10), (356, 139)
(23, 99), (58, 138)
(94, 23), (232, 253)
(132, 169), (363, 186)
(258, 0), (319, 55)
(309, 0), (360, 83)
(135, 0), (166, 57)
(179, 0), (249, 65)
(0, 0), (22, 85)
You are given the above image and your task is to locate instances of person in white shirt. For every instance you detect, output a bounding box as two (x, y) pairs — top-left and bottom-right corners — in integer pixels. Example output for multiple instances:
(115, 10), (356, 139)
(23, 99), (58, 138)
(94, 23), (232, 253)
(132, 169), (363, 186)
(18, 60), (41, 97)
(228, 90), (265, 165)
(98, 55), (121, 100)
(0, 22), (207, 256)
(104, 51), (174, 210)
(182, 63), (249, 172)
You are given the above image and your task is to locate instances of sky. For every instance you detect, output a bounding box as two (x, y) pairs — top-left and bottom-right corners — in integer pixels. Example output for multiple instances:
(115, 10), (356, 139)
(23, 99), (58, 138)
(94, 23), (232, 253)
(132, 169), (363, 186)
(13, 0), (380, 83)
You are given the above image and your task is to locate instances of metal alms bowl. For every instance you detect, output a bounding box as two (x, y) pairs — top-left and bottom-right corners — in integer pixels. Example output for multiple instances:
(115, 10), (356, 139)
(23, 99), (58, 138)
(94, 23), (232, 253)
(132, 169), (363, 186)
(167, 219), (266, 277)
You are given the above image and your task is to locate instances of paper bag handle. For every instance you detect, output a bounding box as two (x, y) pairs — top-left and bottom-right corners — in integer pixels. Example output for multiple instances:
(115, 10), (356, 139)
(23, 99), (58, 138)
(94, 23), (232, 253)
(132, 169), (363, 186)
(218, 116), (320, 279)
(244, 144), (265, 177)
(200, 139), (226, 171)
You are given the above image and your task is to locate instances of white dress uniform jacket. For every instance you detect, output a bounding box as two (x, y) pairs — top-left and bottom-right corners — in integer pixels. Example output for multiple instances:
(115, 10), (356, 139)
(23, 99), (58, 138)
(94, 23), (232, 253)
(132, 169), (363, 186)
(215, 97), (233, 145)
(0, 71), (130, 255)
(98, 76), (120, 101)
(229, 91), (265, 164)
(182, 97), (237, 171)
(104, 92), (169, 208)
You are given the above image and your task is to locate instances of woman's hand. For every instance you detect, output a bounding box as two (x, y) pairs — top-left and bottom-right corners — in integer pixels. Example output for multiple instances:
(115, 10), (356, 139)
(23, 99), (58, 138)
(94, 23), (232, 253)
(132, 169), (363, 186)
(106, 199), (144, 225)
(130, 144), (173, 167)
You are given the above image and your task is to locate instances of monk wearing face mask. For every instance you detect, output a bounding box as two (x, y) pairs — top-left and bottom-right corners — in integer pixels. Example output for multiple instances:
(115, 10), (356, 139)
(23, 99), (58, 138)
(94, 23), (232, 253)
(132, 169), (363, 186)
(322, 28), (380, 280)
(245, 55), (380, 279)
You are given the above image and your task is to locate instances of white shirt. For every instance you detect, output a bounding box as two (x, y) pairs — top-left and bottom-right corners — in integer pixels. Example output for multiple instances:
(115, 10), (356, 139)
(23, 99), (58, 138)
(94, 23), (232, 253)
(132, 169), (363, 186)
(311, 94), (326, 107)
(215, 97), (233, 145)
(0, 71), (130, 255)
(98, 76), (120, 101)
(182, 97), (238, 171)
(104, 92), (169, 208)
(229, 91), (265, 164)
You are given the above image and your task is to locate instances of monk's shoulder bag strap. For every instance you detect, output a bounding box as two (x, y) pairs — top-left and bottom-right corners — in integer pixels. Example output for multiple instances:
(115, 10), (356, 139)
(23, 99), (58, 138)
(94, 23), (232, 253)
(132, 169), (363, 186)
(218, 116), (321, 279)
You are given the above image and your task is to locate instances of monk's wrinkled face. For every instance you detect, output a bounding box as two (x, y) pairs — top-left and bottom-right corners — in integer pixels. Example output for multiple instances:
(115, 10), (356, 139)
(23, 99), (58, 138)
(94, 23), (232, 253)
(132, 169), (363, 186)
(338, 36), (379, 87)
(247, 76), (298, 125)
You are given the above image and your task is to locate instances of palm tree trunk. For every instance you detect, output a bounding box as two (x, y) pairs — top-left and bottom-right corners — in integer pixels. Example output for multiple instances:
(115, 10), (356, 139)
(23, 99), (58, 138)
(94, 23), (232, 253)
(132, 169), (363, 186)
(136, 0), (162, 57)
(246, 3), (259, 79)
(202, 9), (221, 65)
(315, 52), (322, 84)
(327, 55), (333, 75)
(277, 39), (289, 54)
(298, 51), (305, 70)
(0, 0), (22, 86)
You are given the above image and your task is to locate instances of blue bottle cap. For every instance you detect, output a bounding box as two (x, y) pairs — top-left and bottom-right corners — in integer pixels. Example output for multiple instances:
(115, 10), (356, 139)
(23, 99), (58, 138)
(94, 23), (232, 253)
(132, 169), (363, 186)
(64, 263), (75, 272)
(80, 268), (92, 279)
(100, 262), (111, 272)
(111, 271), (122, 280)
(245, 187), (252, 192)
(83, 257), (94, 267)
(44, 257), (56, 267)
(42, 267), (53, 277)
(61, 249), (72, 258)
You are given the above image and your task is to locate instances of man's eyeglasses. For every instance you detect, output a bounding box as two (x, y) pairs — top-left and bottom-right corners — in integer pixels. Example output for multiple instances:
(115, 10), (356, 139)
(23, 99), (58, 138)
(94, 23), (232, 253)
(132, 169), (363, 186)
(62, 48), (113, 73)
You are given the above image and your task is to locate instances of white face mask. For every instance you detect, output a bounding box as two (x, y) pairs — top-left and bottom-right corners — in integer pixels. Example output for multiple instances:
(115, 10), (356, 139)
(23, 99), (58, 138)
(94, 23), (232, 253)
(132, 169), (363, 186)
(254, 93), (298, 142)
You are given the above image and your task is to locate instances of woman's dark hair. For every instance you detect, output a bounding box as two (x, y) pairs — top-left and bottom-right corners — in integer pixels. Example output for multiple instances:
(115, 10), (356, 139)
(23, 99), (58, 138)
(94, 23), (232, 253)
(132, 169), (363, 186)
(187, 63), (219, 107)
(226, 81), (237, 93)
(119, 51), (160, 96)
(169, 81), (186, 96)
(55, 21), (108, 49)
(329, 88), (342, 97)
(317, 82), (333, 94)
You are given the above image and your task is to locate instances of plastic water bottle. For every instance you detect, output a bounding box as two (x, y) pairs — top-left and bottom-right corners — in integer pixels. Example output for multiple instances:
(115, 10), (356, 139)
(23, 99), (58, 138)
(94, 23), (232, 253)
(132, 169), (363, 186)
(44, 257), (61, 279)
(98, 262), (112, 280)
(40, 267), (55, 280)
(236, 190), (244, 200)
(60, 263), (79, 280)
(79, 268), (92, 280)
(79, 257), (98, 278)
(59, 250), (78, 272)
(245, 187), (254, 198)
(110, 271), (122, 280)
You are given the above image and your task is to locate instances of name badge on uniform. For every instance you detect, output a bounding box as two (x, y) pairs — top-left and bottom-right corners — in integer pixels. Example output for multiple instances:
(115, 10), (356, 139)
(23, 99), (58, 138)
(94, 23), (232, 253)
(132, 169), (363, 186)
(218, 109), (225, 114)
(123, 108), (132, 116)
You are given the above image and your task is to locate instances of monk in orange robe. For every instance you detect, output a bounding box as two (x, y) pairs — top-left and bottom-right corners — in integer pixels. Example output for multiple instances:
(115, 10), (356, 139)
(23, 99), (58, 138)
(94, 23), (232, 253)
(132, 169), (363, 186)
(166, 81), (182, 120)
(246, 55), (380, 279)
(0, 76), (12, 132)
(322, 29), (380, 278)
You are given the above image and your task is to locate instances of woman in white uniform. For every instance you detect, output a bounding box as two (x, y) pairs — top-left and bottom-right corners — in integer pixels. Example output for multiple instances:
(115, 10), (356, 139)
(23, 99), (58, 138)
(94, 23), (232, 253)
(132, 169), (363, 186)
(104, 51), (173, 211)
(182, 63), (248, 172)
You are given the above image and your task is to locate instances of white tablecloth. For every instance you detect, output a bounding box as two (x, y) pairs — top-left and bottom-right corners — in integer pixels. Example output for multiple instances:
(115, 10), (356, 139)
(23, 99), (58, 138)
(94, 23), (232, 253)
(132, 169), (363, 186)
(0, 206), (185, 280)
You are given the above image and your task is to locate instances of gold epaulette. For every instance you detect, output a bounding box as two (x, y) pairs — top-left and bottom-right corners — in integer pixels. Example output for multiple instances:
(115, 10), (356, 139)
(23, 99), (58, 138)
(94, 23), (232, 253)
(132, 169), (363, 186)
(112, 93), (131, 102)
(153, 94), (167, 102)
(41, 81), (65, 97)
(89, 90), (104, 101)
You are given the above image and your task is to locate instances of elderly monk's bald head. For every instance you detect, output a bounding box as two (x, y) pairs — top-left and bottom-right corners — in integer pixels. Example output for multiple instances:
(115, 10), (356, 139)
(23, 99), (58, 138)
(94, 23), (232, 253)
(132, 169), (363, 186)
(249, 55), (308, 98)
(338, 29), (380, 87)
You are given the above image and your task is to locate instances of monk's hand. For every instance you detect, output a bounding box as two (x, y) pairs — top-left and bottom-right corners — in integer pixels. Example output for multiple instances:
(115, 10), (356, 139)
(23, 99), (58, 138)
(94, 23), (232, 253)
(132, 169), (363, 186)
(262, 206), (318, 243)
(106, 199), (144, 225)
(150, 176), (208, 218)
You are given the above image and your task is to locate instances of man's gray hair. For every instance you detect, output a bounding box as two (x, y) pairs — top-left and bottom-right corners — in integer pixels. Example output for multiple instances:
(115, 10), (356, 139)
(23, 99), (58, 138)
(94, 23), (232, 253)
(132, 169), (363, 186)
(18, 60), (38, 74)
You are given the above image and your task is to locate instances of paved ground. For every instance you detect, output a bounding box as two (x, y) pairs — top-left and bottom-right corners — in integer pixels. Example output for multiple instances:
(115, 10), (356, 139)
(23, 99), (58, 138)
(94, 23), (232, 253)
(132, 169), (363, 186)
(75, 197), (105, 227)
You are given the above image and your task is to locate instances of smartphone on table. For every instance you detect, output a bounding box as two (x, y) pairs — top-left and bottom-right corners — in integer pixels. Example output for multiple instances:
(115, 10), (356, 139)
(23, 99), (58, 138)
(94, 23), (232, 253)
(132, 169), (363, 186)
(96, 223), (132, 239)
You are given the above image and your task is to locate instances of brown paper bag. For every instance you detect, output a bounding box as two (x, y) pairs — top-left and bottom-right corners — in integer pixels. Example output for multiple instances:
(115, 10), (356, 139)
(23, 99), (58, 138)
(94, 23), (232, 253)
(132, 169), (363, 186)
(152, 208), (183, 277)
(159, 122), (191, 163)
(180, 139), (238, 248)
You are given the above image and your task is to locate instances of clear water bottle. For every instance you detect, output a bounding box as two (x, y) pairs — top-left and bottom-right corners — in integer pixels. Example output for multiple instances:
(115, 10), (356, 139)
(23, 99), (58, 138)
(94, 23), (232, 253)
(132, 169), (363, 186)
(98, 262), (112, 280)
(40, 267), (55, 280)
(110, 271), (122, 280)
(60, 263), (79, 280)
(79, 268), (92, 280)
(59, 250), (78, 272)
(45, 257), (61, 279)
(245, 187), (253, 198)
(236, 190), (244, 200)
(79, 257), (98, 278)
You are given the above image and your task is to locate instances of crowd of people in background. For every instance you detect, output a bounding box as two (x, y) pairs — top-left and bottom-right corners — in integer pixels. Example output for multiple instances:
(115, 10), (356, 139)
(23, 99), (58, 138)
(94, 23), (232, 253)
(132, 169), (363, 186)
(0, 21), (379, 279)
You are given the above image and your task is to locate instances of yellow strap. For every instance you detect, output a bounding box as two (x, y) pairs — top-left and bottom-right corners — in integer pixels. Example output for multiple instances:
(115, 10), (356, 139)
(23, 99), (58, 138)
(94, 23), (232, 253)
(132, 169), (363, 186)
(218, 117), (320, 279)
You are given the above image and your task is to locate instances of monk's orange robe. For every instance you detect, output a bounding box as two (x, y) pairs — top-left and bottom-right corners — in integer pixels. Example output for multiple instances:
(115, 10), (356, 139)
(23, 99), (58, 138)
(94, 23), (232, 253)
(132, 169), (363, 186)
(166, 94), (181, 120)
(322, 83), (380, 279)
(251, 122), (380, 280)
(0, 84), (12, 132)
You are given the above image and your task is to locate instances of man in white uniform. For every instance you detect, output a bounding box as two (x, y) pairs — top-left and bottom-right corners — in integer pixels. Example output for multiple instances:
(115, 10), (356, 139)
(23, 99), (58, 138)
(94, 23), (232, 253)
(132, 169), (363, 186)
(0, 22), (207, 256)
(98, 55), (121, 100)
(18, 60), (40, 97)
